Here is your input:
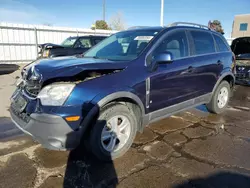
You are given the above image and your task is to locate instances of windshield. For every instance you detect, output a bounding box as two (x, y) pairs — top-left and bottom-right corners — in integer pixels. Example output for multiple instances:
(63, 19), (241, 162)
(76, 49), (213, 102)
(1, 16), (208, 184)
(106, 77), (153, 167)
(61, 37), (77, 47)
(84, 30), (159, 61)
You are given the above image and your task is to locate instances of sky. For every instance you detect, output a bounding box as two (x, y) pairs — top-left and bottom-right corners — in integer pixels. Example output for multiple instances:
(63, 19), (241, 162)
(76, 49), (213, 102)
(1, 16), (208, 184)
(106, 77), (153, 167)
(0, 0), (250, 38)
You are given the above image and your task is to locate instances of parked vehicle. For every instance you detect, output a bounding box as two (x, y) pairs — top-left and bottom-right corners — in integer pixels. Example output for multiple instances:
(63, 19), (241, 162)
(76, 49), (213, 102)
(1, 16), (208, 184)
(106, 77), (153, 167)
(0, 64), (19, 75)
(10, 22), (235, 161)
(231, 37), (250, 85)
(38, 35), (107, 58)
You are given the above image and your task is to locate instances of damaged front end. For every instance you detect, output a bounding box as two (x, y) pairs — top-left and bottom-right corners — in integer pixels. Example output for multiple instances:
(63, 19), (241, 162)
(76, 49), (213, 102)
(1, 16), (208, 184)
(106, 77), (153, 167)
(20, 66), (123, 99)
(232, 37), (250, 85)
(10, 60), (126, 150)
(235, 60), (250, 85)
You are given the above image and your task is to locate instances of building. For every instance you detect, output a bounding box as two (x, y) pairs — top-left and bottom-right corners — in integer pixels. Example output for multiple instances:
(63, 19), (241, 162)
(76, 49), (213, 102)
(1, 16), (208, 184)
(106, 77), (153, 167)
(231, 14), (250, 38)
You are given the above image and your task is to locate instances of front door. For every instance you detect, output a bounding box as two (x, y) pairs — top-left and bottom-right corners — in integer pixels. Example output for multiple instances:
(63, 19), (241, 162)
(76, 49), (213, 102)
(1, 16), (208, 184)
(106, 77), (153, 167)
(148, 30), (200, 113)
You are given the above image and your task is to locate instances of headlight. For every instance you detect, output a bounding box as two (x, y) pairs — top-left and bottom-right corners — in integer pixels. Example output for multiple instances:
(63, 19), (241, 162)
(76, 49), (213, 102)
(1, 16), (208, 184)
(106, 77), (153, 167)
(37, 84), (75, 106)
(43, 50), (50, 57)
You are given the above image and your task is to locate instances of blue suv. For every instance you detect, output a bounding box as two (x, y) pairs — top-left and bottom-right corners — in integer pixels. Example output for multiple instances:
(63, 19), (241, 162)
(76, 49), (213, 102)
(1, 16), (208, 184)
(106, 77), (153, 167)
(10, 22), (235, 161)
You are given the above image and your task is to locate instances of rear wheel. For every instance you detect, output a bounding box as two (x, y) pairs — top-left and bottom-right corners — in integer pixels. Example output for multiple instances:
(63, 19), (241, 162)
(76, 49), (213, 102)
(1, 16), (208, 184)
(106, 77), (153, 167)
(206, 81), (230, 114)
(88, 103), (137, 161)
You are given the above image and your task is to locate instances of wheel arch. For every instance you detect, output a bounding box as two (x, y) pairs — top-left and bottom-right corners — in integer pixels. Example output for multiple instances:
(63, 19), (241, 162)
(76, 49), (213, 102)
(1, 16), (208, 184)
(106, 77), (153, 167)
(212, 72), (235, 94)
(97, 92), (145, 115)
(81, 91), (145, 133)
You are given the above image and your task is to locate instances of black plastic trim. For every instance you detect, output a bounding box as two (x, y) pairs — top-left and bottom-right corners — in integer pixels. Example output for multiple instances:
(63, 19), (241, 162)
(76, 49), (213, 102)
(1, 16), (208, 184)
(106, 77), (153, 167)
(96, 91), (145, 115)
(81, 91), (145, 132)
(142, 93), (212, 127)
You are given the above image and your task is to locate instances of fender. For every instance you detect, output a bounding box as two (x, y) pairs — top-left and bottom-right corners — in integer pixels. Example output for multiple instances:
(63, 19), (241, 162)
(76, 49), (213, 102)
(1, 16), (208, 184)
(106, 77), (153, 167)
(212, 72), (235, 94)
(80, 91), (145, 132)
(96, 91), (145, 115)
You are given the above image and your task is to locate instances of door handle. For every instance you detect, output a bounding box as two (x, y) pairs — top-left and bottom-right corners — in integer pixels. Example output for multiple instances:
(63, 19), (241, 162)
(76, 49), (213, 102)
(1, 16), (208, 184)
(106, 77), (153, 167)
(187, 66), (193, 73)
(181, 66), (194, 75)
(217, 60), (222, 65)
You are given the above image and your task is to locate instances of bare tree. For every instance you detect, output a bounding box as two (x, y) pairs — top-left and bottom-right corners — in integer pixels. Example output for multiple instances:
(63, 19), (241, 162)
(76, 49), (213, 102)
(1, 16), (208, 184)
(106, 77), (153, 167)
(109, 12), (126, 31)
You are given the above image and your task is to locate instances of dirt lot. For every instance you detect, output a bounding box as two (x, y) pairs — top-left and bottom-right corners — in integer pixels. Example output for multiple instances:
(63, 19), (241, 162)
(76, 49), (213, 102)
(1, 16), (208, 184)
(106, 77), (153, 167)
(1, 69), (250, 188)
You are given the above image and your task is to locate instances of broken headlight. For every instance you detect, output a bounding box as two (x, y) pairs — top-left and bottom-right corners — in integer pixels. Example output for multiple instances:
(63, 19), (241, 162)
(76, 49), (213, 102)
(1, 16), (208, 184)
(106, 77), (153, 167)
(37, 84), (75, 106)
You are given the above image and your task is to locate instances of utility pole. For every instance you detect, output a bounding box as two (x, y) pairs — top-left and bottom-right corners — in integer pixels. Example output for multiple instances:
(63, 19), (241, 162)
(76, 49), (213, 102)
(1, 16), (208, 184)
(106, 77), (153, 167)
(103, 0), (106, 21)
(160, 0), (164, 26)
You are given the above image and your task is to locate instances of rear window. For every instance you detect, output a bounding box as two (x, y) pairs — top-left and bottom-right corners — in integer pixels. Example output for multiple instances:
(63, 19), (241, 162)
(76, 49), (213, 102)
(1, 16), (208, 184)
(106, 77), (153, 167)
(190, 31), (215, 55)
(213, 34), (229, 52)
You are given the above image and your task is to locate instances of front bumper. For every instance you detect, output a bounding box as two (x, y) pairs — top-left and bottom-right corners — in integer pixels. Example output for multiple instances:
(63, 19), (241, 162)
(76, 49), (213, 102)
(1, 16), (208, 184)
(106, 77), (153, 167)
(235, 79), (250, 86)
(235, 73), (250, 86)
(10, 108), (82, 150)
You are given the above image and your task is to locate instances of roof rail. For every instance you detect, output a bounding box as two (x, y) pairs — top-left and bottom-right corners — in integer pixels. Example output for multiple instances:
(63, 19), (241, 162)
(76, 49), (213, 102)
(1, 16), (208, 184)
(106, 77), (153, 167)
(168, 22), (211, 30)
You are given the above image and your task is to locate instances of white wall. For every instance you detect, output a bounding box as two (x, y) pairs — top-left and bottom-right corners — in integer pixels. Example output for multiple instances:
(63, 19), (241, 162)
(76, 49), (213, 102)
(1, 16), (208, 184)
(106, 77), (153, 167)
(0, 22), (115, 64)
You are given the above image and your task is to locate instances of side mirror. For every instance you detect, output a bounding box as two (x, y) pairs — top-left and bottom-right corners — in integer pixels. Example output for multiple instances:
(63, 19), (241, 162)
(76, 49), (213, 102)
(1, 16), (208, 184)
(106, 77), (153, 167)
(151, 52), (173, 71)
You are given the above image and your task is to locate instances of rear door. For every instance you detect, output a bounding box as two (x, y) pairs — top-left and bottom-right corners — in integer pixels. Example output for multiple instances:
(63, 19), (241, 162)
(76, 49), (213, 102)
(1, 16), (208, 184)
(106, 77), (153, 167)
(187, 30), (222, 96)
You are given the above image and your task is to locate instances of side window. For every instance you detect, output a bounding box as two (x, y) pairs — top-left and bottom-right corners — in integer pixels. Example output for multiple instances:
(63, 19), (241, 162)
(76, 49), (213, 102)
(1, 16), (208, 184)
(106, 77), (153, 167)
(152, 31), (188, 60)
(74, 38), (92, 48)
(136, 40), (148, 54)
(190, 31), (215, 55)
(213, 34), (230, 52)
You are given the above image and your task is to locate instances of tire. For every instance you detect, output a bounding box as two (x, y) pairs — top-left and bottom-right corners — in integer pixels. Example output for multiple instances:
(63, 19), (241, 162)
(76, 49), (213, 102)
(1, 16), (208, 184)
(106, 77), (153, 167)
(206, 81), (230, 114)
(88, 103), (137, 161)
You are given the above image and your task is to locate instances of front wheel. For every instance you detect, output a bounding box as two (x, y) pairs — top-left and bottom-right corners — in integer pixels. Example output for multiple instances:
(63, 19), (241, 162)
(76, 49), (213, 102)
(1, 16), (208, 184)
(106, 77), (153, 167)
(206, 81), (230, 114)
(88, 103), (137, 161)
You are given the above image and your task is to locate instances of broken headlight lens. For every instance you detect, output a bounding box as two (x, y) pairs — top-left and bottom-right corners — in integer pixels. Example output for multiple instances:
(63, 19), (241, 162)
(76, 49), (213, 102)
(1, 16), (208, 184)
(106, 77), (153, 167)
(37, 84), (75, 106)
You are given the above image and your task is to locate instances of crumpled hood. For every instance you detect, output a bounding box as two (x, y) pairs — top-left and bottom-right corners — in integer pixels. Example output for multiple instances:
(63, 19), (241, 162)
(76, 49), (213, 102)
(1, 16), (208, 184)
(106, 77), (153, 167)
(231, 37), (250, 57)
(25, 56), (128, 81)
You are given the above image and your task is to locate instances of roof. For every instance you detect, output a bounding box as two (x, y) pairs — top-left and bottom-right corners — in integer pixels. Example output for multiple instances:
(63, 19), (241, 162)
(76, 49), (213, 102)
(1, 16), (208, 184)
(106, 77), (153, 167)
(126, 26), (164, 32)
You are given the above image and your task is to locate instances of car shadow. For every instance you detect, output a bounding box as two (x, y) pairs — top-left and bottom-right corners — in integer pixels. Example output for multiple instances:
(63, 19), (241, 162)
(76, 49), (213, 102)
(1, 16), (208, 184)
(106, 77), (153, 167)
(63, 120), (118, 188)
(174, 171), (250, 188)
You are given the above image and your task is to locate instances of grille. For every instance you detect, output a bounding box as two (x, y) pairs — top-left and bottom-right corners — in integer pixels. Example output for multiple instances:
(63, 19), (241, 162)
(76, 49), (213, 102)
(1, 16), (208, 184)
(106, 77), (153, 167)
(236, 73), (246, 79)
(11, 106), (31, 124)
(24, 85), (40, 97)
(21, 65), (42, 98)
(236, 73), (250, 80)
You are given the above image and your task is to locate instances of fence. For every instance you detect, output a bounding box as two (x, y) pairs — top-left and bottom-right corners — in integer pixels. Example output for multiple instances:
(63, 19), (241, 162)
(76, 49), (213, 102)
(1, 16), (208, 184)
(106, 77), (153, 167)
(0, 22), (115, 64)
(0, 22), (235, 64)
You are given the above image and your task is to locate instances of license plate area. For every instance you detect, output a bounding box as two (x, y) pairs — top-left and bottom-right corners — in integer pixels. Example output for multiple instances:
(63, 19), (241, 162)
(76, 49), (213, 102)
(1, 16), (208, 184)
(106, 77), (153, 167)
(11, 91), (27, 113)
